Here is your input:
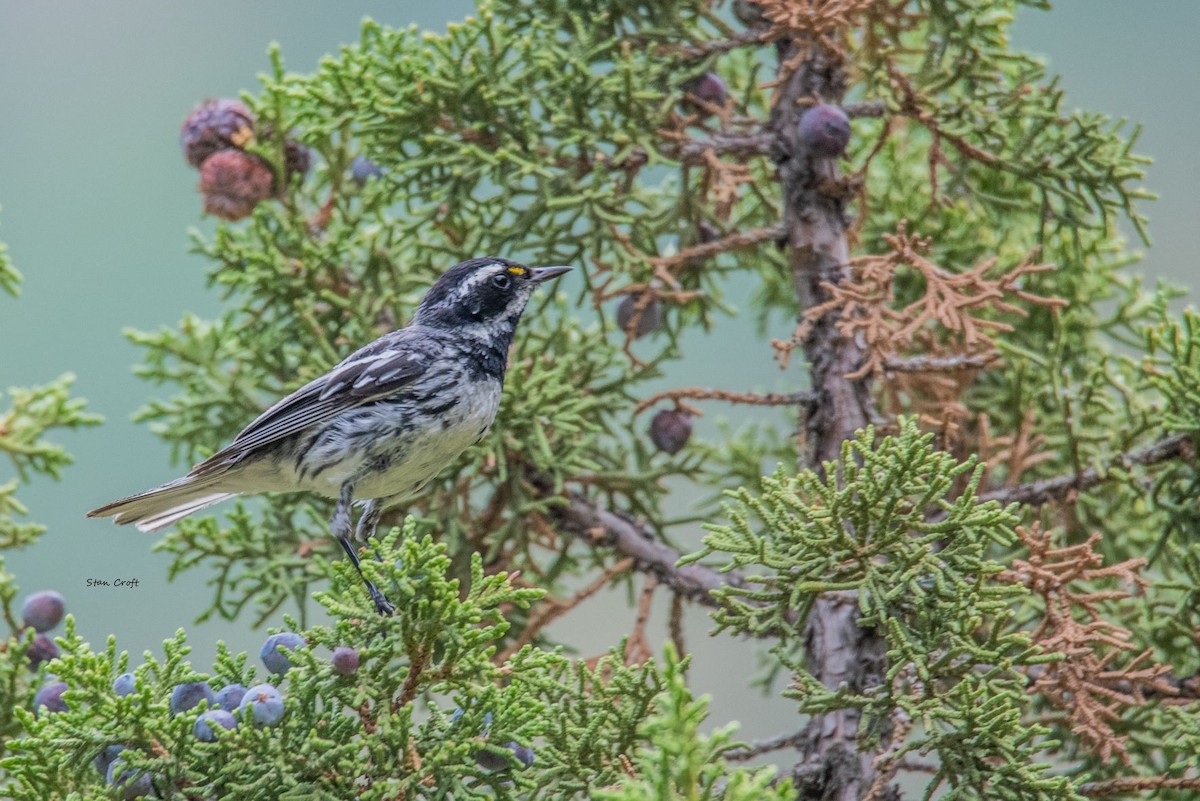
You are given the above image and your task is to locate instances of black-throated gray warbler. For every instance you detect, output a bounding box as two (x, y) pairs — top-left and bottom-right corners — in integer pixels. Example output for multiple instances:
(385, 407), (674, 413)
(88, 257), (571, 614)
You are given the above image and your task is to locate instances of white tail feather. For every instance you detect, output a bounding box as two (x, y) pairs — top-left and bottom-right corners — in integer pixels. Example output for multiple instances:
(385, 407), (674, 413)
(88, 475), (238, 532)
(130, 492), (236, 532)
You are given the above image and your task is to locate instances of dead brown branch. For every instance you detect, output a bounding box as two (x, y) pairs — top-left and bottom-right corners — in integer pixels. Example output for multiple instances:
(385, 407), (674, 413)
(783, 222), (1066, 378)
(1000, 524), (1176, 762)
(677, 133), (773, 165)
(667, 28), (773, 61)
(623, 577), (658, 666)
(651, 225), (785, 270)
(844, 100), (889, 118)
(883, 352), (1000, 373)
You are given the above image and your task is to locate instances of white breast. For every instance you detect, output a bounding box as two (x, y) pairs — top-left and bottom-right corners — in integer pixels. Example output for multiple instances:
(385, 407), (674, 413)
(354, 380), (503, 501)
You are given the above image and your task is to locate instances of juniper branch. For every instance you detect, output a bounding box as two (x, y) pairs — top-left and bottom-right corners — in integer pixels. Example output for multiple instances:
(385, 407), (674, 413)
(1078, 776), (1200, 798)
(549, 490), (744, 607)
(634, 387), (816, 415)
(655, 225), (786, 267)
(979, 433), (1190, 508)
(678, 133), (773, 164)
(725, 730), (805, 762)
(884, 352), (1001, 373)
(843, 101), (888, 119)
(670, 28), (772, 61)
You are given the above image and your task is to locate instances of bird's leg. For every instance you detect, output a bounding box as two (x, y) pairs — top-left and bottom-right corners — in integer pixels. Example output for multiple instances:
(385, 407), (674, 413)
(354, 497), (388, 567)
(354, 499), (382, 543)
(333, 483), (395, 616)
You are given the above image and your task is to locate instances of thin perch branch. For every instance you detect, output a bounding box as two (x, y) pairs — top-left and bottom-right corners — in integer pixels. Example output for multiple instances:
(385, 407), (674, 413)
(495, 557), (635, 664)
(668, 28), (773, 60)
(844, 100), (888, 118)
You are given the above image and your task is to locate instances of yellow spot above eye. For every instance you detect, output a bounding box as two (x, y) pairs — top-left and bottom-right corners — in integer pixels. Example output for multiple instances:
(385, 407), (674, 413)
(506, 266), (527, 276)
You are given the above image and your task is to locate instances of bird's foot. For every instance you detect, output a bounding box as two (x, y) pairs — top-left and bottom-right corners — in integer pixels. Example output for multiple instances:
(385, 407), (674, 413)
(368, 582), (396, 616)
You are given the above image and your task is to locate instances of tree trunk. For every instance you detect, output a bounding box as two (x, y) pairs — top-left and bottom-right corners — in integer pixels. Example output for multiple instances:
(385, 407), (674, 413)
(770, 34), (890, 801)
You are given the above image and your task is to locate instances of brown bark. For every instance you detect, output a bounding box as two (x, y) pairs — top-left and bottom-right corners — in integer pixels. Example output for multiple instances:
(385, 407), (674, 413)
(770, 35), (889, 801)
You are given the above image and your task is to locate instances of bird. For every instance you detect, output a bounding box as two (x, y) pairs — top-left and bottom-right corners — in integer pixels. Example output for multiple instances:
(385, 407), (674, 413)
(88, 257), (571, 615)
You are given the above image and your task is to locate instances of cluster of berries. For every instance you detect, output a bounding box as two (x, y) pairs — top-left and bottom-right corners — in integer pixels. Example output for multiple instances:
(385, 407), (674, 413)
(180, 99), (311, 220)
(34, 628), (361, 798)
(21, 589), (65, 671)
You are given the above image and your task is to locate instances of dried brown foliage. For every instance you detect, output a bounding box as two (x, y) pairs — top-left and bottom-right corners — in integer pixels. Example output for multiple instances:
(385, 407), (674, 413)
(976, 408), (1056, 490)
(623, 577), (658, 666)
(1001, 524), (1176, 762)
(756, 0), (881, 41)
(588, 217), (780, 362)
(781, 222), (1066, 380)
(878, 352), (977, 446)
(755, 0), (915, 105)
(698, 149), (753, 219)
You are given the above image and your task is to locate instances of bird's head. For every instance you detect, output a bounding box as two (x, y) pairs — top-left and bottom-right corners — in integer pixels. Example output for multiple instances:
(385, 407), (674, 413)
(414, 257), (571, 331)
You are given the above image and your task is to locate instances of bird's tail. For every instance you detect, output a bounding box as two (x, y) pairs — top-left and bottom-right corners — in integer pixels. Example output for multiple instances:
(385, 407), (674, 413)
(87, 475), (238, 533)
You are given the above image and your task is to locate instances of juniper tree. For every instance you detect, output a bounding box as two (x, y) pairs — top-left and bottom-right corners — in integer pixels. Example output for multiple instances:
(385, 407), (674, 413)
(3, 1), (1200, 799)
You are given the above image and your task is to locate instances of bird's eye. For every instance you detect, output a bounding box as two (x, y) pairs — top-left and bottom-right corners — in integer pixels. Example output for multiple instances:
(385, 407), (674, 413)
(491, 273), (511, 290)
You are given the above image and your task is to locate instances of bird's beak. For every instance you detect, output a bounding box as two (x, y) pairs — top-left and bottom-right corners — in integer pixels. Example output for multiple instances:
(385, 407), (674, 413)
(529, 265), (572, 283)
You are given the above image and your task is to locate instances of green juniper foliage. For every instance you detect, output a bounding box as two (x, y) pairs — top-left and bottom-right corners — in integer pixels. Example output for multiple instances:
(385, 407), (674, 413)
(690, 422), (1071, 800)
(593, 645), (792, 801)
(1, 527), (675, 800)
(3, 0), (1200, 799)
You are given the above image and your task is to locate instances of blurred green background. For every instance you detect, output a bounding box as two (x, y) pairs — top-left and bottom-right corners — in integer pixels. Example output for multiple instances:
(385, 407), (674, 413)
(0, 1), (1196, 740)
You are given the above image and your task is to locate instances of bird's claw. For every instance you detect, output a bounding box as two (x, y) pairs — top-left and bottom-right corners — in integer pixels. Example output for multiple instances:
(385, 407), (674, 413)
(370, 587), (396, 616)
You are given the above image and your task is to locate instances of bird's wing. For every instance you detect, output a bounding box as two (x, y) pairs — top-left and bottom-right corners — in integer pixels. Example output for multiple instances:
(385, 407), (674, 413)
(190, 330), (430, 476)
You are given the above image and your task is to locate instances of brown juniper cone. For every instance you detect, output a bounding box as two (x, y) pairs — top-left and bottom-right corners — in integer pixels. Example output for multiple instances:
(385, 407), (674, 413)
(199, 149), (275, 221)
(797, 104), (851, 159)
(180, 98), (256, 169)
(732, 0), (768, 27)
(616, 293), (664, 339)
(283, 139), (313, 183)
(682, 72), (727, 116)
(696, 219), (720, 244)
(649, 409), (693, 455)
